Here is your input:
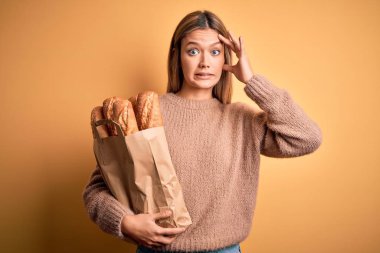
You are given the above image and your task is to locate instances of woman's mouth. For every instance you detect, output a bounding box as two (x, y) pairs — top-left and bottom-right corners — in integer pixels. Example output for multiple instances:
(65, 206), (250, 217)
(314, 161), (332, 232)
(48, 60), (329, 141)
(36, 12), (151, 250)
(195, 74), (214, 79)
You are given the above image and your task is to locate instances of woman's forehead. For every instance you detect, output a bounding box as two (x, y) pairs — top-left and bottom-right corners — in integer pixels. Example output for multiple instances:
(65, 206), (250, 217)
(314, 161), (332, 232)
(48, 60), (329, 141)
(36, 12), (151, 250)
(182, 29), (221, 46)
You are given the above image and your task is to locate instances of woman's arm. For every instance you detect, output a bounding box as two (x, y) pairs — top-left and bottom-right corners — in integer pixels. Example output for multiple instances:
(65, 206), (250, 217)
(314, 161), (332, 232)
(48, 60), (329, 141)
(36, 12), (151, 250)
(244, 74), (323, 158)
(82, 164), (135, 242)
(83, 165), (186, 247)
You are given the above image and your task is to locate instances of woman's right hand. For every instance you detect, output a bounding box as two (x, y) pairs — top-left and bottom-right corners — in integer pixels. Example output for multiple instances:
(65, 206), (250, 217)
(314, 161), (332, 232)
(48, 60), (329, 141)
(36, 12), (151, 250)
(121, 209), (186, 248)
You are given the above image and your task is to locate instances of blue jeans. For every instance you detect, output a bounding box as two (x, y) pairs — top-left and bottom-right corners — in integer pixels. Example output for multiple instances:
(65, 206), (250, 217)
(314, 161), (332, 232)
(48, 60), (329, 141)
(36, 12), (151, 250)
(136, 243), (241, 253)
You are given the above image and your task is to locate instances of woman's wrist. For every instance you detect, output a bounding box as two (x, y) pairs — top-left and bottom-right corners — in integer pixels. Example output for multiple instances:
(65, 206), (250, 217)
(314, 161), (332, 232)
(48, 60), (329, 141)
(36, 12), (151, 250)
(243, 73), (255, 84)
(121, 213), (134, 235)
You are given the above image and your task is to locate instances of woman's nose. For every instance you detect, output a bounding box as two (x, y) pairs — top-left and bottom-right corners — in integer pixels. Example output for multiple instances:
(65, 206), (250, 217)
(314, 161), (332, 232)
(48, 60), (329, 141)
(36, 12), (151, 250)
(199, 62), (209, 68)
(199, 57), (210, 68)
(198, 52), (211, 68)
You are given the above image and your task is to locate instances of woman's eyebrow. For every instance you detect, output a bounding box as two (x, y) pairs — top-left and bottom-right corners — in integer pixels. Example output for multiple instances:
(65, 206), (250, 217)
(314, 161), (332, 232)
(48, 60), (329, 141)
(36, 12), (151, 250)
(185, 41), (222, 46)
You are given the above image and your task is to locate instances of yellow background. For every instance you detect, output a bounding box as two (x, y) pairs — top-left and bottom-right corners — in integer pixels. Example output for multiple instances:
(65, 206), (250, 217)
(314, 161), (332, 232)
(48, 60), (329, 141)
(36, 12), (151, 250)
(0, 0), (379, 252)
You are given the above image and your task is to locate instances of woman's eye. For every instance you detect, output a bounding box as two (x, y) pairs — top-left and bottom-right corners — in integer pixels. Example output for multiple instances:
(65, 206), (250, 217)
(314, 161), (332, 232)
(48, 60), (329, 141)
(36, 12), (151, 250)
(187, 49), (221, 56)
(188, 49), (199, 55)
(212, 49), (221, 56)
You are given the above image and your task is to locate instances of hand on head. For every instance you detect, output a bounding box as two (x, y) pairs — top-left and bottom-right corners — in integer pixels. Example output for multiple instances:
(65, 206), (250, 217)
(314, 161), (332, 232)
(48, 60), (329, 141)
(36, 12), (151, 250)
(218, 30), (255, 84)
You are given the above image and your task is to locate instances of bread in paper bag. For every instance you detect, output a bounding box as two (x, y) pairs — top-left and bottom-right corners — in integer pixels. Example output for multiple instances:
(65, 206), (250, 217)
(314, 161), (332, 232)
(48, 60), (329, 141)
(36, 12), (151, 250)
(91, 92), (192, 229)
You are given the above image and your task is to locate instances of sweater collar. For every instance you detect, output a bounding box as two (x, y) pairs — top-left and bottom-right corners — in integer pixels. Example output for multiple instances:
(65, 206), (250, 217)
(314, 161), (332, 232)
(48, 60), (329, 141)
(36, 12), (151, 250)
(164, 92), (221, 110)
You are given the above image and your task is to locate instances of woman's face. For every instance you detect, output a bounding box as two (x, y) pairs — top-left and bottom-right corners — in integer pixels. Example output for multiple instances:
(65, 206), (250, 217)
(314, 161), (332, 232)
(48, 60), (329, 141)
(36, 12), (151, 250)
(180, 28), (225, 92)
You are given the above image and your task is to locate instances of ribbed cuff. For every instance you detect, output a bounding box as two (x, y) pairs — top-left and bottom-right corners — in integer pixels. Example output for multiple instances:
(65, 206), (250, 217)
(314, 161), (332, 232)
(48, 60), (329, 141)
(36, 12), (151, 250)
(98, 199), (127, 238)
(111, 206), (138, 244)
(92, 192), (136, 244)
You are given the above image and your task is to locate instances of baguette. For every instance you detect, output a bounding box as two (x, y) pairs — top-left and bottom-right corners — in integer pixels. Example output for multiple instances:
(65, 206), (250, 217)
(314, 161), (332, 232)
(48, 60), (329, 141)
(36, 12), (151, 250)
(102, 96), (123, 135)
(90, 106), (110, 139)
(112, 100), (139, 136)
(128, 91), (163, 130)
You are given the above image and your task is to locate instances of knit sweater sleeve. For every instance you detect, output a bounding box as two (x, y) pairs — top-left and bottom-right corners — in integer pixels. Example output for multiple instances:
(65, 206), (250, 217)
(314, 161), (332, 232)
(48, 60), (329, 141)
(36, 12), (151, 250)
(243, 74), (323, 158)
(82, 164), (136, 243)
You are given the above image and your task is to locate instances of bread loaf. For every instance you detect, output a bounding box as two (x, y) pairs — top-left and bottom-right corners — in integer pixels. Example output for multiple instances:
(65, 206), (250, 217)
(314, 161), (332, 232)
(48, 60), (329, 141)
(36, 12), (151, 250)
(90, 106), (110, 139)
(112, 100), (139, 136)
(128, 91), (163, 130)
(95, 91), (162, 137)
(102, 96), (123, 135)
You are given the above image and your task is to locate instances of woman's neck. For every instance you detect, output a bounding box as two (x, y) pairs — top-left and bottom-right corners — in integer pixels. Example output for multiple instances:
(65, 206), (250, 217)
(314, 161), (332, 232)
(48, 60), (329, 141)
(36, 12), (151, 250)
(175, 87), (213, 101)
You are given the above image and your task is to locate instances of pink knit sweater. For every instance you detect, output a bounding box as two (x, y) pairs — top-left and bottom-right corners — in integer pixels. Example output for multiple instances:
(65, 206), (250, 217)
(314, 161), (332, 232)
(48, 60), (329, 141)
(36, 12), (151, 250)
(83, 74), (322, 252)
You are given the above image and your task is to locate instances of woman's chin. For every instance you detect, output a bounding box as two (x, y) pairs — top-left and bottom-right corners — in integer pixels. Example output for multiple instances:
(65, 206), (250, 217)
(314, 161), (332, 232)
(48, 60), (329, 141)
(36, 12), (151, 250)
(192, 82), (216, 90)
(189, 78), (216, 86)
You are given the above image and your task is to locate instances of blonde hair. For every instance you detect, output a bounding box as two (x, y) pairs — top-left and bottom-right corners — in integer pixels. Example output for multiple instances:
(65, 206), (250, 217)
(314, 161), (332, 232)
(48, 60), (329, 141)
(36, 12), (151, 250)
(166, 10), (233, 104)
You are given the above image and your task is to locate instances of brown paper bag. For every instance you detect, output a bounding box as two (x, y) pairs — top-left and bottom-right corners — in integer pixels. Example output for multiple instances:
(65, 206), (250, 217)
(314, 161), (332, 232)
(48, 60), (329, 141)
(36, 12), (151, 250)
(91, 118), (192, 229)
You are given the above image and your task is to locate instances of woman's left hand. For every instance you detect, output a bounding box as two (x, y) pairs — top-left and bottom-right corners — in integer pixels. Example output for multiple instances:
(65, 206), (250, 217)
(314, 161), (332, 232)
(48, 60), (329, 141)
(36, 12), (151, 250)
(218, 30), (255, 84)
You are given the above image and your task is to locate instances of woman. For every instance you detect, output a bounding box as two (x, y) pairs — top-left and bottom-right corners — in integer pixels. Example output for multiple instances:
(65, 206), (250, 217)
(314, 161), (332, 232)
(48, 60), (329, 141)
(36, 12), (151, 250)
(82, 10), (323, 253)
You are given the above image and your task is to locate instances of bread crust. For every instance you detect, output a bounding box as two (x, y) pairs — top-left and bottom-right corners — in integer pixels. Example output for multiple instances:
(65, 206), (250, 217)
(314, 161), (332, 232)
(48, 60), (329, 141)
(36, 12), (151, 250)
(90, 106), (110, 139)
(102, 96), (123, 135)
(96, 91), (162, 137)
(113, 100), (139, 136)
(128, 91), (163, 130)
